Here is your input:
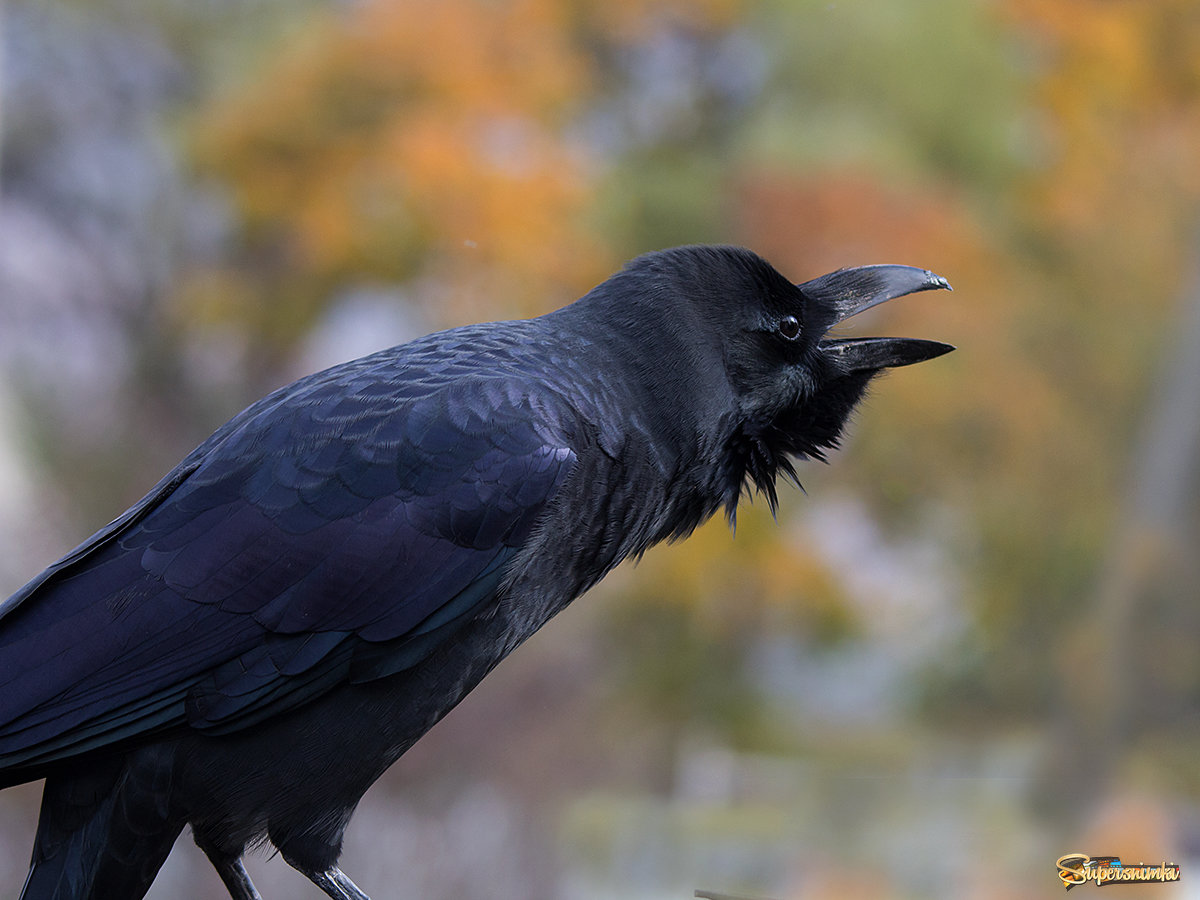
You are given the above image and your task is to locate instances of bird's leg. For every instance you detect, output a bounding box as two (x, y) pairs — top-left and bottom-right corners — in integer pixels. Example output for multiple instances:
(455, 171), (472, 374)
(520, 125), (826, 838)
(200, 849), (263, 900)
(294, 864), (371, 900)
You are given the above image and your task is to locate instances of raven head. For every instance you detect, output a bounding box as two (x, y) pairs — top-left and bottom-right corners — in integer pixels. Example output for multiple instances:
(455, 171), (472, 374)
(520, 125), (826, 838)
(716, 249), (954, 511)
(567, 245), (952, 517)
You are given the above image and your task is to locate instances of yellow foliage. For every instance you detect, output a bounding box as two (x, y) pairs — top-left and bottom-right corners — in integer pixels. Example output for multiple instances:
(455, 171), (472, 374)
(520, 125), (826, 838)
(1005, 0), (1200, 244)
(192, 0), (712, 339)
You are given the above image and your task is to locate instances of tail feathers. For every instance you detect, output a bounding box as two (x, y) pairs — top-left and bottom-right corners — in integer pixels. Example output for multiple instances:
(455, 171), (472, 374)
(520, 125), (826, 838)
(20, 755), (184, 900)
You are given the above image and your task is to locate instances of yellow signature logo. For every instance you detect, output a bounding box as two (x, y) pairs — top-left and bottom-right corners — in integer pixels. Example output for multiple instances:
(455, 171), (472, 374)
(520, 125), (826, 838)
(1056, 853), (1180, 890)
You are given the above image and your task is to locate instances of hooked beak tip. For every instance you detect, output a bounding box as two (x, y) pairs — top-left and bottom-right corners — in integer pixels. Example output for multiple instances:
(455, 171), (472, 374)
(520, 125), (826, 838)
(799, 264), (953, 324)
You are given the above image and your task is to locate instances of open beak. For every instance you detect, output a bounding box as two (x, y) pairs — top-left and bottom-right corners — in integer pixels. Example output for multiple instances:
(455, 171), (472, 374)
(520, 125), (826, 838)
(797, 264), (955, 372)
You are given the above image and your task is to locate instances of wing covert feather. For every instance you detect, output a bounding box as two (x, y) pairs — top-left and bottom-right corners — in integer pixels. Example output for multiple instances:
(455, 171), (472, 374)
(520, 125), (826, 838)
(0, 353), (578, 772)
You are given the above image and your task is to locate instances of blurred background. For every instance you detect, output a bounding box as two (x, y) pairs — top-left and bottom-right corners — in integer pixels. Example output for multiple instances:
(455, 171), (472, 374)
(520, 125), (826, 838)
(2, 0), (1200, 897)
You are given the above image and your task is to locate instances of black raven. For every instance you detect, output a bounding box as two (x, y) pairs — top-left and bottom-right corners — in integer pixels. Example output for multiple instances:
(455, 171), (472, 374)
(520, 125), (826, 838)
(0, 245), (951, 900)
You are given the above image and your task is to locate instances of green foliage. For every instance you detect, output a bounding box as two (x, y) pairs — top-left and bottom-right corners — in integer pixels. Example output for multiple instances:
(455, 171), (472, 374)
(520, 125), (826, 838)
(743, 0), (1025, 190)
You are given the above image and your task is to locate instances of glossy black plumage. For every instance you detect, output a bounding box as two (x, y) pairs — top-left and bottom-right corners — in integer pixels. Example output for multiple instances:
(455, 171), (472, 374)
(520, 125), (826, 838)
(0, 245), (951, 899)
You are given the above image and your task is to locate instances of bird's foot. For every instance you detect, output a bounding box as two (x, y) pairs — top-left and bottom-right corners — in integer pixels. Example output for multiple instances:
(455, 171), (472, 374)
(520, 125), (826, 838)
(206, 853), (264, 900)
(300, 865), (371, 900)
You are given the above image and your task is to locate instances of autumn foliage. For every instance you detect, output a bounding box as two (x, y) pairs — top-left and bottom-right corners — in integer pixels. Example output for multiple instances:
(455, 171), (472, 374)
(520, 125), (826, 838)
(187, 0), (739, 352)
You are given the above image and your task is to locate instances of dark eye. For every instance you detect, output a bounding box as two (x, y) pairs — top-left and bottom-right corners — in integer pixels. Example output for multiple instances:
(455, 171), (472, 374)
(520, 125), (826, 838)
(777, 315), (801, 340)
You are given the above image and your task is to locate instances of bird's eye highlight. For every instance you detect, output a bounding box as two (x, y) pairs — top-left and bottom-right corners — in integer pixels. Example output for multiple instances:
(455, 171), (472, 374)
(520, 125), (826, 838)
(777, 315), (801, 340)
